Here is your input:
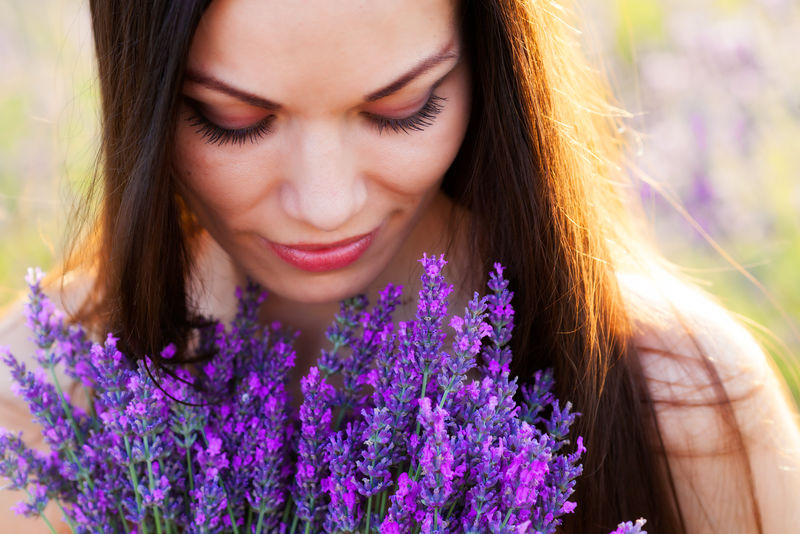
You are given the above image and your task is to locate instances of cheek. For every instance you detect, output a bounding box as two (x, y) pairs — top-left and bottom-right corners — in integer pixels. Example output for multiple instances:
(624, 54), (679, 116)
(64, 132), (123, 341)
(368, 79), (470, 196)
(173, 127), (273, 225)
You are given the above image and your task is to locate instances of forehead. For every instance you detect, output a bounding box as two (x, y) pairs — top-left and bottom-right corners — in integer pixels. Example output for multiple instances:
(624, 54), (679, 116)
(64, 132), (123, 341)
(188, 0), (459, 108)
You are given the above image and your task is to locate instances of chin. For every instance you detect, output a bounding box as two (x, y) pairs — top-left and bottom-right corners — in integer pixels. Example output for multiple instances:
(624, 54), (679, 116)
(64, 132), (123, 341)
(259, 268), (380, 305)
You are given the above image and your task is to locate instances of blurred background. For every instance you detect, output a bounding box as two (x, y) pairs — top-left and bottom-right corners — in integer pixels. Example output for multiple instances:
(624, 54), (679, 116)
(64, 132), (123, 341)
(1, 0), (798, 404)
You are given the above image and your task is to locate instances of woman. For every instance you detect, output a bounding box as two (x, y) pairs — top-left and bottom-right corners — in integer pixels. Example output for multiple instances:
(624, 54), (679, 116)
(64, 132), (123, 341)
(1, 0), (799, 532)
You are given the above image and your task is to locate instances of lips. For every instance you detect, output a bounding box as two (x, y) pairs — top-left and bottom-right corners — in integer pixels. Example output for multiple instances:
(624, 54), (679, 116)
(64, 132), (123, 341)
(266, 229), (377, 272)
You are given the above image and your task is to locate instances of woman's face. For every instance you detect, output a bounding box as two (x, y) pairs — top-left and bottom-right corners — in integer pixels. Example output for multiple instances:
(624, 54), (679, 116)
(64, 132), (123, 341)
(174, 0), (470, 304)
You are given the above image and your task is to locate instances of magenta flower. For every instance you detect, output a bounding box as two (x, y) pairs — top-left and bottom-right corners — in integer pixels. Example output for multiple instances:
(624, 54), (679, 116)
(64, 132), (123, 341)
(0, 258), (642, 534)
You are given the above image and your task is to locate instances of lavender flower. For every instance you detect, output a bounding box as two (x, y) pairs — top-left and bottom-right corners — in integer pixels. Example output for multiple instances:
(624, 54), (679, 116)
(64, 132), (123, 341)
(340, 285), (401, 419)
(190, 433), (230, 534)
(291, 366), (335, 532)
(322, 421), (365, 533)
(437, 292), (491, 413)
(0, 259), (643, 534)
(318, 296), (367, 377)
(412, 254), (452, 402)
(0, 430), (53, 518)
(610, 518), (648, 534)
(415, 397), (464, 533)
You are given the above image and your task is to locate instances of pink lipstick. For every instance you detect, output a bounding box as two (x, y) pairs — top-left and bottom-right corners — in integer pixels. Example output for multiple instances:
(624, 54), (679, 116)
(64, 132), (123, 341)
(266, 230), (376, 272)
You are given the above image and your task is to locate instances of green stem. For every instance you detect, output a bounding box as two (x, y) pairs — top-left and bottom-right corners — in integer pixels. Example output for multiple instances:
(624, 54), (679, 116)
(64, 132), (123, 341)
(185, 445), (195, 493)
(289, 511), (300, 534)
(364, 494), (373, 533)
(281, 497), (292, 529)
(414, 371), (430, 437)
(143, 436), (164, 534)
(302, 498), (316, 534)
(501, 506), (516, 528)
(434, 509), (439, 531)
(184, 445), (194, 521)
(227, 506), (241, 534)
(473, 504), (484, 529)
(438, 389), (450, 409)
(198, 429), (240, 534)
(255, 508), (266, 534)
(445, 498), (457, 520)
(23, 488), (59, 534)
(407, 371), (431, 478)
(333, 403), (348, 432)
(123, 435), (149, 534)
(114, 501), (130, 534)
(379, 490), (388, 522)
(245, 507), (253, 533)
(48, 368), (84, 445)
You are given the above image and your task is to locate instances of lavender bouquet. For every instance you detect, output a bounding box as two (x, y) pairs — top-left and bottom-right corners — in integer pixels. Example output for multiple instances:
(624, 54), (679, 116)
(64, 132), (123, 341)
(0, 255), (646, 534)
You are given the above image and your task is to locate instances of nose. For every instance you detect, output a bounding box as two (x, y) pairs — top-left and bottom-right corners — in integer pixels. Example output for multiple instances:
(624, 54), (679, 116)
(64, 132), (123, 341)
(280, 120), (366, 232)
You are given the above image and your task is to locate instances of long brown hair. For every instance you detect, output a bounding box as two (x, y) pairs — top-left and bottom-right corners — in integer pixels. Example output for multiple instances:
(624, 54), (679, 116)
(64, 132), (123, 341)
(70, 0), (760, 532)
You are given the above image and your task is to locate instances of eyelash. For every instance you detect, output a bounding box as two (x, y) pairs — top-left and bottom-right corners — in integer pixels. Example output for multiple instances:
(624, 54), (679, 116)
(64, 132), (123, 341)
(366, 93), (447, 135)
(184, 93), (447, 147)
(185, 106), (275, 146)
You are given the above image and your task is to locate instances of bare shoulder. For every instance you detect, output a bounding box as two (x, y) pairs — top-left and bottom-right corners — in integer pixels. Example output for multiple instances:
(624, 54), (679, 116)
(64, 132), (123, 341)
(617, 269), (800, 533)
(617, 269), (774, 408)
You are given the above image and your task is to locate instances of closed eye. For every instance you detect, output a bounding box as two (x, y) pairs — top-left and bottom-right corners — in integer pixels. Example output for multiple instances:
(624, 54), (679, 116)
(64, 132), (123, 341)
(363, 93), (446, 135)
(183, 98), (275, 146)
(182, 90), (447, 146)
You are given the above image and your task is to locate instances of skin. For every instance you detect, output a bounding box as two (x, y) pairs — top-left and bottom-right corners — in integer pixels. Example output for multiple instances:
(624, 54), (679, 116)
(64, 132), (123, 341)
(175, 0), (471, 314)
(175, 0), (474, 408)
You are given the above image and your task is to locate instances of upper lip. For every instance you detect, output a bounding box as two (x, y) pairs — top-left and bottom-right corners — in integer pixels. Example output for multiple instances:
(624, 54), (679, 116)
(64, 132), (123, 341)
(271, 230), (374, 251)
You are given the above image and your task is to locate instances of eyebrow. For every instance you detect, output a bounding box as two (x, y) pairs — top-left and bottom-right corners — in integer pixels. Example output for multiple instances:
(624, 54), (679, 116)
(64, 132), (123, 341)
(364, 41), (458, 102)
(184, 70), (282, 110)
(183, 40), (458, 110)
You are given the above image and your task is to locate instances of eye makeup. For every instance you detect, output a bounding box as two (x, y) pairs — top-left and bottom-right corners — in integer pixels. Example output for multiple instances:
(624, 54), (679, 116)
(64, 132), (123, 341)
(363, 93), (446, 135)
(182, 90), (448, 147)
(183, 98), (276, 146)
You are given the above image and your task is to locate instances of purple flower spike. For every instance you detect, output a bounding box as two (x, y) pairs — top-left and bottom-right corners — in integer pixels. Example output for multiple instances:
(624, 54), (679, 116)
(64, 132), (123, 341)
(416, 397), (463, 532)
(355, 407), (394, 498)
(341, 284), (402, 417)
(1, 258), (643, 534)
(437, 292), (491, 412)
(0, 430), (52, 517)
(610, 518), (648, 534)
(23, 269), (94, 385)
(190, 432), (230, 534)
(413, 254), (453, 393)
(322, 421), (365, 532)
(481, 262), (515, 379)
(292, 366), (335, 531)
(318, 295), (366, 377)
(2, 349), (87, 453)
(381, 472), (422, 531)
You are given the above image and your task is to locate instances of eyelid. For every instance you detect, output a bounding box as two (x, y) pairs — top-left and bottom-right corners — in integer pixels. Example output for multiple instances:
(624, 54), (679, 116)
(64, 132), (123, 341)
(364, 92), (446, 135)
(365, 91), (433, 120)
(365, 72), (449, 113)
(182, 97), (275, 146)
(182, 95), (270, 129)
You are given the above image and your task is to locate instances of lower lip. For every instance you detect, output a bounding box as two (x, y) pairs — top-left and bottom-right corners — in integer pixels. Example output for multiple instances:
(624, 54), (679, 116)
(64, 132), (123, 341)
(266, 231), (376, 272)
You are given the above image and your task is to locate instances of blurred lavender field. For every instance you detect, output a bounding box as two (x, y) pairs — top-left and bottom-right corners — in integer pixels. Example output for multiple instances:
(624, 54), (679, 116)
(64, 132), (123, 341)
(1, 1), (798, 402)
(578, 0), (800, 402)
